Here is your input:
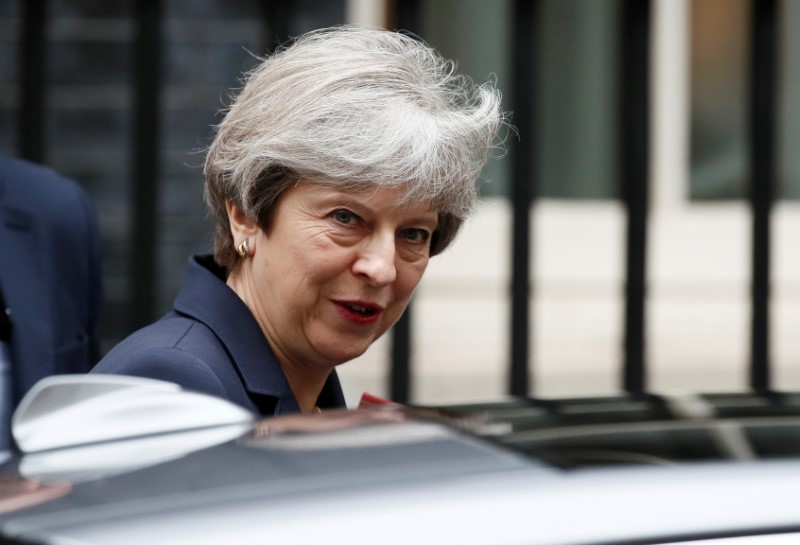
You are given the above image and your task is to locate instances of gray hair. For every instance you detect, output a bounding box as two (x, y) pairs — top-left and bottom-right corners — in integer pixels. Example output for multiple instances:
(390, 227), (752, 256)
(205, 26), (504, 271)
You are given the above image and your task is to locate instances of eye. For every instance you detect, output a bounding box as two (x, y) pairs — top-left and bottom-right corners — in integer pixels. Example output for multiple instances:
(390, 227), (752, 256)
(330, 209), (359, 225)
(400, 228), (430, 245)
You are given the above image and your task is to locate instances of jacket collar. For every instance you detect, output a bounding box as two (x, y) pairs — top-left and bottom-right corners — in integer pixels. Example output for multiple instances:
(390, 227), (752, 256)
(173, 255), (345, 413)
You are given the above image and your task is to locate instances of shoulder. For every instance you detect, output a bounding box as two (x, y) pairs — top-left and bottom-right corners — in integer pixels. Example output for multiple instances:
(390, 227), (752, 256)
(1, 155), (87, 206)
(0, 156), (97, 236)
(92, 315), (237, 401)
(0, 155), (101, 274)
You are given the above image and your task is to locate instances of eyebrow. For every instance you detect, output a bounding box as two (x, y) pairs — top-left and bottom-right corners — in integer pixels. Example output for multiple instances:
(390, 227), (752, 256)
(309, 186), (438, 224)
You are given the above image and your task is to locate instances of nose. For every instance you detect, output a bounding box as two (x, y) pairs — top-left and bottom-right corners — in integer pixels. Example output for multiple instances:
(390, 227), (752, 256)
(352, 232), (397, 286)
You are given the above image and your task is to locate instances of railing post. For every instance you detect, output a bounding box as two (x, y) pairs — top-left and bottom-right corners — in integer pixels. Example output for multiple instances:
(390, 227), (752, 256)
(620, 0), (652, 395)
(18, 0), (47, 163)
(130, 0), (162, 330)
(389, 0), (420, 404)
(509, 0), (537, 398)
(749, 0), (778, 392)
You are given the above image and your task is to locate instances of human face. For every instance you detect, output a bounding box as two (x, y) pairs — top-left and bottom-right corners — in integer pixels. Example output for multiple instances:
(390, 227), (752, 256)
(238, 181), (437, 372)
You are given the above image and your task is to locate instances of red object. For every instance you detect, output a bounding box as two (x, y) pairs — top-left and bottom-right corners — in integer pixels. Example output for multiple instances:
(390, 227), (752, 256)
(358, 392), (399, 409)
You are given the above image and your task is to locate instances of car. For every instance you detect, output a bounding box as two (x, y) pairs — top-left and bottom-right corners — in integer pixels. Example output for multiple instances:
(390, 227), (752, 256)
(0, 375), (799, 545)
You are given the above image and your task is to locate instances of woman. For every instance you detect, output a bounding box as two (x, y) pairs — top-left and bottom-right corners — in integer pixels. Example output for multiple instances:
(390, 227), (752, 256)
(93, 26), (503, 416)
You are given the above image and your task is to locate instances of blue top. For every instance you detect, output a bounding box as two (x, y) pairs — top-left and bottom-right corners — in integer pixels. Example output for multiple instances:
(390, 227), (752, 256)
(93, 255), (346, 416)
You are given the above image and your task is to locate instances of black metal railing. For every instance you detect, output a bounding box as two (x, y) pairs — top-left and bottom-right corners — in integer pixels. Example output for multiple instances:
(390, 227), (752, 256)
(620, 0), (652, 395)
(509, 0), (538, 397)
(8, 0), (780, 400)
(18, 0), (46, 163)
(130, 0), (162, 331)
(749, 0), (778, 392)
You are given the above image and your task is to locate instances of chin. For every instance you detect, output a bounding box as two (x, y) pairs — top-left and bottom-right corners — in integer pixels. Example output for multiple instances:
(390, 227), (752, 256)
(317, 342), (371, 366)
(312, 327), (384, 365)
(333, 349), (369, 365)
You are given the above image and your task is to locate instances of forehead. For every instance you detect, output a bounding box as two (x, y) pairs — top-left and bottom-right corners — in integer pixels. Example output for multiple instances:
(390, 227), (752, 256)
(295, 181), (437, 216)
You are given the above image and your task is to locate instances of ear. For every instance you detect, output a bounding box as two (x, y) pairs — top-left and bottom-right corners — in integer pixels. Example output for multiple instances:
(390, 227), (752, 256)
(225, 201), (260, 245)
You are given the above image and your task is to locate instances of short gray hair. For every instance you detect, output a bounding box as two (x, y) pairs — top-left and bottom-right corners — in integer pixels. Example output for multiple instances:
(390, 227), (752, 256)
(204, 26), (504, 271)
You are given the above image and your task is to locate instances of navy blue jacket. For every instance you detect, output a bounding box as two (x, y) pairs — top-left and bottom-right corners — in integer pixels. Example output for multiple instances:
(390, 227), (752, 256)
(0, 155), (103, 405)
(93, 255), (346, 416)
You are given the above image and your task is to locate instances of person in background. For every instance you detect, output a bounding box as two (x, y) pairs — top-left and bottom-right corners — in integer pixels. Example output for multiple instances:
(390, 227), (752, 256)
(0, 154), (103, 449)
(92, 26), (504, 416)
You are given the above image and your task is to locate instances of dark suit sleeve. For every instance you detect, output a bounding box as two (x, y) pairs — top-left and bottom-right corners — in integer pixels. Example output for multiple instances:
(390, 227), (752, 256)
(1, 155), (105, 402)
(44, 169), (104, 373)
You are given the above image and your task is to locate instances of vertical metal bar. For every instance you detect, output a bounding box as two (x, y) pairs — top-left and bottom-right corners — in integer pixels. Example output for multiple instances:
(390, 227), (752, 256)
(509, 0), (537, 398)
(620, 0), (651, 395)
(389, 0), (420, 403)
(749, 0), (777, 392)
(18, 0), (47, 162)
(394, 0), (419, 32)
(261, 1), (293, 53)
(390, 306), (412, 403)
(130, 0), (161, 330)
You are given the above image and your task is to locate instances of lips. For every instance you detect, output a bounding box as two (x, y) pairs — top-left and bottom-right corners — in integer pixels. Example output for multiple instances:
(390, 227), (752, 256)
(333, 300), (384, 325)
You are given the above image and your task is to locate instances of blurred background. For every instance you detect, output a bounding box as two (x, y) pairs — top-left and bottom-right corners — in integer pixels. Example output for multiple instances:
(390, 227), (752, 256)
(2, 0), (799, 406)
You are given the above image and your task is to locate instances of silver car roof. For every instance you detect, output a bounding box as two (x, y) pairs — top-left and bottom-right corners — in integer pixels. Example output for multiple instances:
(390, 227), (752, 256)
(2, 376), (800, 545)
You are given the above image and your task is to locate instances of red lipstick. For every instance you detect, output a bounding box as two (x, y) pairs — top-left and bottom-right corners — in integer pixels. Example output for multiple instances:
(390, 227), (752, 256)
(333, 300), (383, 325)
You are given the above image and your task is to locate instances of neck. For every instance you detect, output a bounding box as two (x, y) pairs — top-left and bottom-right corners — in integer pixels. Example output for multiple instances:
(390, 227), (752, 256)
(282, 364), (330, 414)
(226, 264), (330, 414)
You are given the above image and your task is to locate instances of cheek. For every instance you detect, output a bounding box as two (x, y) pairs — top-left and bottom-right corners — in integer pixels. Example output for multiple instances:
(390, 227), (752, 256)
(395, 260), (429, 298)
(290, 243), (354, 284)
